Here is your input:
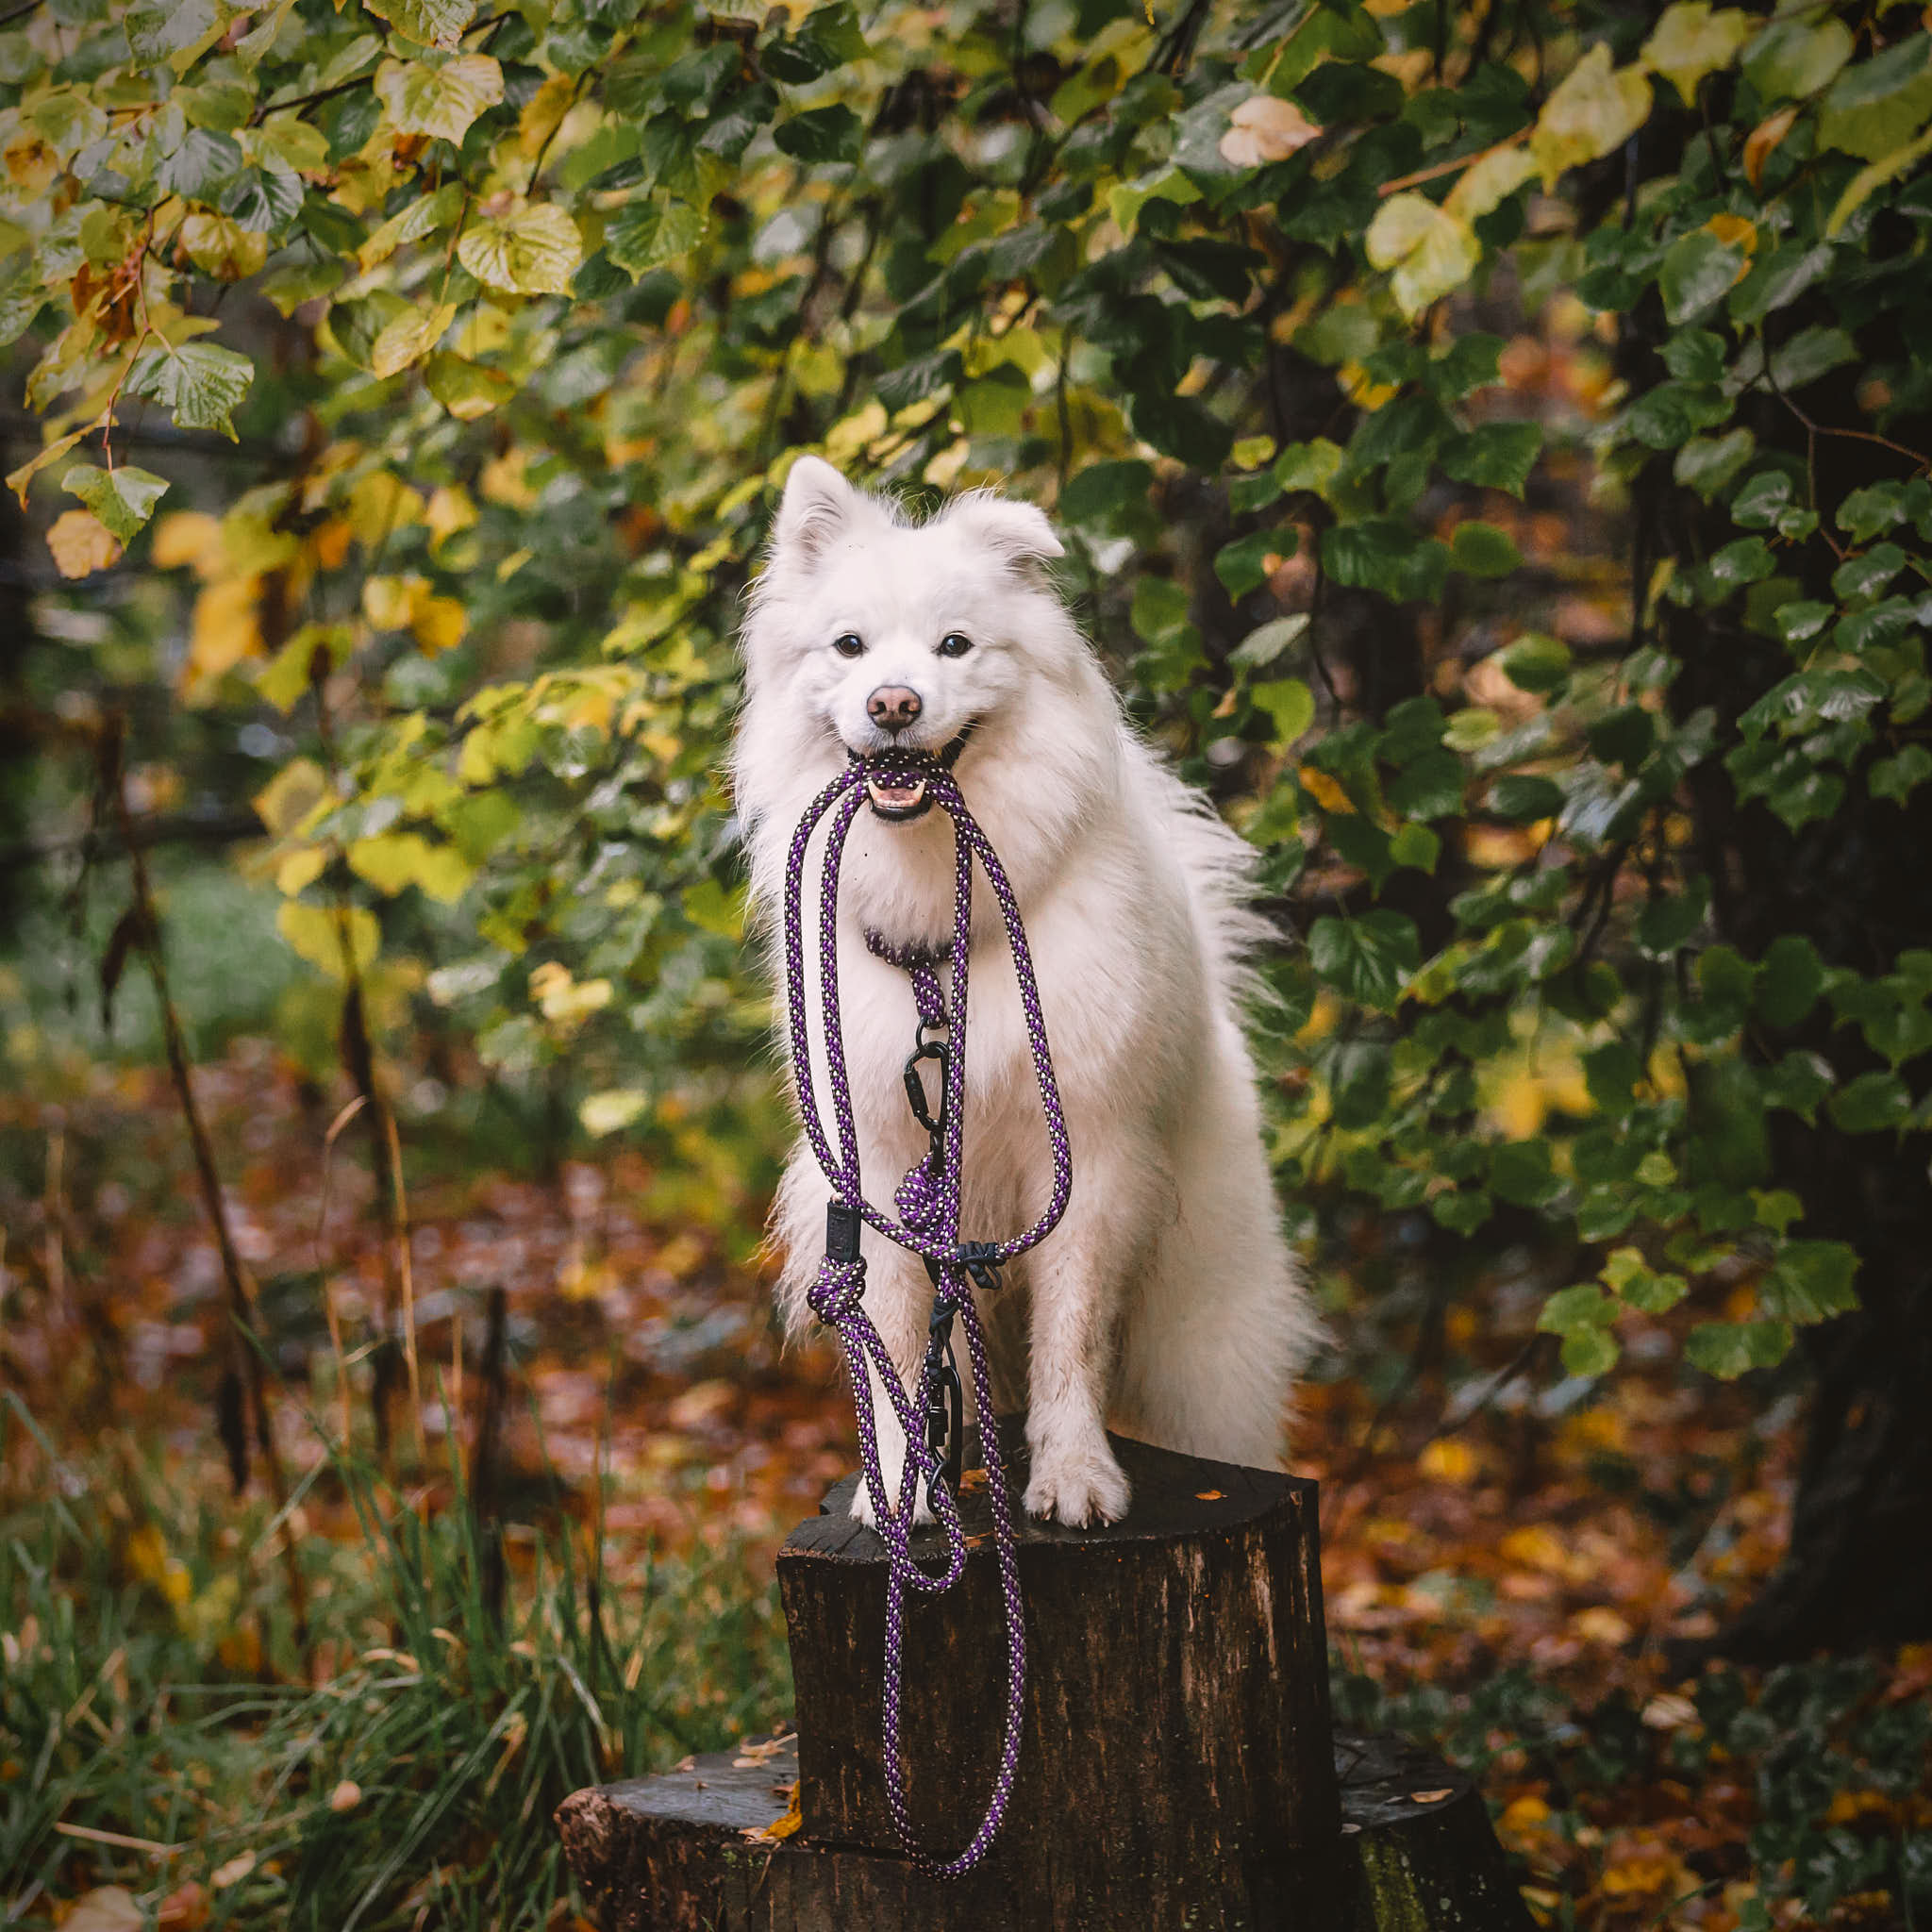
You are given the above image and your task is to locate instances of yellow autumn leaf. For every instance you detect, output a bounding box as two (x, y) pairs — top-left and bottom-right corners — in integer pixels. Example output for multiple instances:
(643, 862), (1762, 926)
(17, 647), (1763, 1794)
(1704, 211), (1757, 254)
(363, 573), (424, 629)
(46, 507), (122, 577)
(1364, 192), (1479, 318)
(348, 831), (475, 903)
(150, 509), (225, 575)
(457, 200), (582, 296)
(189, 575), (262, 680)
(1530, 43), (1652, 189)
(530, 961), (612, 1024)
(1443, 143), (1539, 224)
(517, 72), (576, 158)
(580, 1088), (650, 1136)
(275, 847), (326, 895)
(345, 472), (425, 548)
(1641, 3), (1750, 105)
(375, 53), (503, 143)
(1743, 106), (1798, 190)
(425, 483), (477, 550)
(479, 447), (536, 508)
(1298, 764), (1355, 813)
(412, 593), (467, 655)
(277, 900), (379, 980)
(180, 211), (268, 280)
(253, 758), (328, 837)
(368, 301), (458, 379)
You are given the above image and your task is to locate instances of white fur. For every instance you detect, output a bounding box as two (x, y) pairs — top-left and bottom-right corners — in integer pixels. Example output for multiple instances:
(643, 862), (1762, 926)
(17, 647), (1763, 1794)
(733, 457), (1322, 1528)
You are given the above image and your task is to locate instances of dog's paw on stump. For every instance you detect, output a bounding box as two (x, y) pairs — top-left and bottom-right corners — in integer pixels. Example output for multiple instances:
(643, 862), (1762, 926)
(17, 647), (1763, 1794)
(558, 1426), (1534, 1928)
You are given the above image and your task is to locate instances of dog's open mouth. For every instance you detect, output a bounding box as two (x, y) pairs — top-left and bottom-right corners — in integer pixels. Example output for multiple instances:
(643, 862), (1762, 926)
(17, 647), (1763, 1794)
(856, 726), (974, 823)
(864, 771), (931, 820)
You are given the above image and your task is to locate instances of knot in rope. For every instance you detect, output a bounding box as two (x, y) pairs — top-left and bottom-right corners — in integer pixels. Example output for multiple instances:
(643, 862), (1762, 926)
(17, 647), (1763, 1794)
(807, 1254), (868, 1324)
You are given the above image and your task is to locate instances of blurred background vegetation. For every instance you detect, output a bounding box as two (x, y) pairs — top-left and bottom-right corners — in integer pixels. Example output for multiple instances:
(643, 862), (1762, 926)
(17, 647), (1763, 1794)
(4, 0), (1932, 1924)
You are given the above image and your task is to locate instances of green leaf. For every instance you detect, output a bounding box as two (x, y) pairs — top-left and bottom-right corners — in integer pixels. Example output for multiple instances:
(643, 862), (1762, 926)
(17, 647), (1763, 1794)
(1626, 379), (1731, 449)
(1274, 438), (1343, 496)
(1539, 1283), (1619, 1334)
(1323, 520), (1449, 603)
(361, 0), (476, 51)
(1659, 230), (1745, 325)
(1389, 822), (1439, 873)
(1760, 1241), (1859, 1323)
(1742, 16), (1853, 102)
(774, 106), (864, 165)
(127, 341), (255, 437)
(1755, 934), (1824, 1029)
(1441, 421), (1541, 495)
(1130, 576), (1191, 646)
(1229, 614), (1309, 670)
(1686, 1319), (1793, 1378)
(1872, 745), (1932, 805)
(1816, 32), (1932, 162)
(1491, 1138), (1562, 1208)
(1674, 427), (1754, 498)
(1583, 1041), (1642, 1115)
(1431, 1187), (1492, 1235)
(1250, 678), (1314, 744)
(1828, 1070), (1911, 1135)
(126, 0), (225, 64)
(1215, 527), (1288, 600)
(606, 197), (707, 276)
(1770, 326), (1857, 392)
(1497, 632), (1571, 693)
(1058, 460), (1153, 530)
(1488, 774), (1563, 821)
(1449, 520), (1521, 577)
(60, 462), (169, 541)
(1307, 911), (1420, 1010)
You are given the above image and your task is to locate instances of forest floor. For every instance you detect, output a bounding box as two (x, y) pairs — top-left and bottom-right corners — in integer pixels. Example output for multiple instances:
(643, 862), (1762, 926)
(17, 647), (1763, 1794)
(4, 1041), (1929, 1930)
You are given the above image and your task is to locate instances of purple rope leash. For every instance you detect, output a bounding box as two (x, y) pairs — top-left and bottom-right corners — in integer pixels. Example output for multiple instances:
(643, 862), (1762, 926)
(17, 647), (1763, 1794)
(781, 747), (1073, 1877)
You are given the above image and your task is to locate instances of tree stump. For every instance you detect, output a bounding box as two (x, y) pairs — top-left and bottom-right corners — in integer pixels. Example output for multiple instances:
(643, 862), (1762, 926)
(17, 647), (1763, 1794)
(558, 1427), (1533, 1931)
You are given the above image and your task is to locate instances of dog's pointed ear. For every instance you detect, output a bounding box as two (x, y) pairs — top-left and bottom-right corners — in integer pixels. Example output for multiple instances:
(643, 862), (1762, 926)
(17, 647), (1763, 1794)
(772, 455), (864, 567)
(943, 491), (1064, 570)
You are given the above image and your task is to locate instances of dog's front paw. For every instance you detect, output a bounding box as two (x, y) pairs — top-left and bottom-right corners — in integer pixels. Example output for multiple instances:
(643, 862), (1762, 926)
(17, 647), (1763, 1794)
(1024, 1442), (1131, 1528)
(849, 1476), (934, 1530)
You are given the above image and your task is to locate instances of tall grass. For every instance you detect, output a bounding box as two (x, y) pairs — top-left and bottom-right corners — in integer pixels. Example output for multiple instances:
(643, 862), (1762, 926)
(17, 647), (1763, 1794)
(0, 1394), (790, 1928)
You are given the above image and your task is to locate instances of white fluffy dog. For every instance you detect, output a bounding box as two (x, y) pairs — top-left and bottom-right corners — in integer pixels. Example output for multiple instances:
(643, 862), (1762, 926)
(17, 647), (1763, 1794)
(733, 457), (1320, 1528)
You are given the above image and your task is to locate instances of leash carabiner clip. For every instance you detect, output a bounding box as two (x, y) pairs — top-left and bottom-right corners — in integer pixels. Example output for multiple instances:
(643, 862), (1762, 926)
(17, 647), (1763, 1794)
(902, 1040), (949, 1139)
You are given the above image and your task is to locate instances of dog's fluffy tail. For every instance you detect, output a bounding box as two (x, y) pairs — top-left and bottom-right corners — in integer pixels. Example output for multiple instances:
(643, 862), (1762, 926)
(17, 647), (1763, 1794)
(1133, 744), (1281, 1001)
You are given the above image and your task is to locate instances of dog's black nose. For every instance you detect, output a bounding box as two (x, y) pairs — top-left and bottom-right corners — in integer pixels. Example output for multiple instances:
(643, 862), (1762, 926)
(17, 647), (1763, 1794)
(867, 686), (922, 734)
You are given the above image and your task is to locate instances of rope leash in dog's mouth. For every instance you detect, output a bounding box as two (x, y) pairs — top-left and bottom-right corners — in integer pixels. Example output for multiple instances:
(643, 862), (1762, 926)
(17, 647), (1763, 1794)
(781, 747), (1073, 1877)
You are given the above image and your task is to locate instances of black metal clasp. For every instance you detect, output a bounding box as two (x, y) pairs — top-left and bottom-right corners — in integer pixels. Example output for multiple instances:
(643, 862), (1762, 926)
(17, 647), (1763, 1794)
(902, 1040), (948, 1140)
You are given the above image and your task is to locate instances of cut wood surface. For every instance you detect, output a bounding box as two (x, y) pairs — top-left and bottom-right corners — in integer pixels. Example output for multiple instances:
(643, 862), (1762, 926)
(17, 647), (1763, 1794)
(556, 1729), (1535, 1931)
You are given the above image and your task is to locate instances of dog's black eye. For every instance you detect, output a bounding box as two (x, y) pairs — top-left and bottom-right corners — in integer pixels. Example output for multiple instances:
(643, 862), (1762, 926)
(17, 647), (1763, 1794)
(832, 633), (865, 658)
(937, 632), (973, 658)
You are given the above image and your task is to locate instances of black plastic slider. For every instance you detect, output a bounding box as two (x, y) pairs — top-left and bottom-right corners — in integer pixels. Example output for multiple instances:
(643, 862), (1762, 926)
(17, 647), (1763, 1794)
(825, 1200), (861, 1263)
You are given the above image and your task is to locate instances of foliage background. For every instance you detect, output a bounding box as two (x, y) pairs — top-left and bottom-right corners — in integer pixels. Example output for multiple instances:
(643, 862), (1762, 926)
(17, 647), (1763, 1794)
(4, 0), (1932, 1924)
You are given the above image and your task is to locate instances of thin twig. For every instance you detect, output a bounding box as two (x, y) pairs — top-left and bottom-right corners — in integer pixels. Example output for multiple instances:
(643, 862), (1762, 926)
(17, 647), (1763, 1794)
(1379, 127), (1529, 198)
(98, 715), (308, 1646)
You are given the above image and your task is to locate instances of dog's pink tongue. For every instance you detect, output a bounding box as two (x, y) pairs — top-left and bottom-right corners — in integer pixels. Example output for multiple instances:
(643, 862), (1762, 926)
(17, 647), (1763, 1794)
(867, 777), (925, 808)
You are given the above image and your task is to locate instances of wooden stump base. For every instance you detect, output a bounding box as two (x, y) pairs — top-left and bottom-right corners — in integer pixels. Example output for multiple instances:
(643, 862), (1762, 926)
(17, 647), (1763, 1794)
(557, 1429), (1531, 1930)
(556, 1729), (1531, 1931)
